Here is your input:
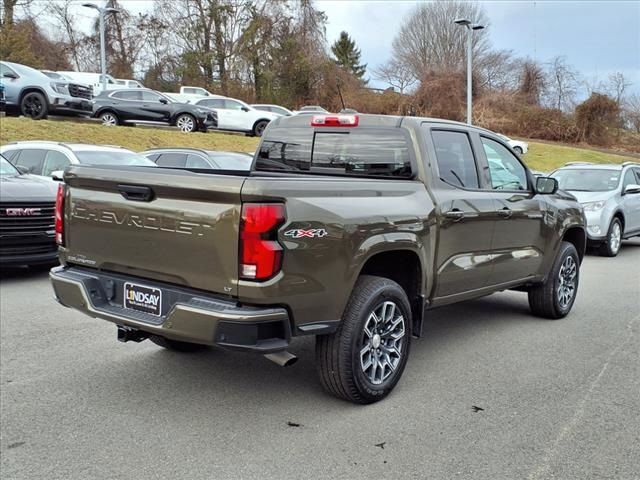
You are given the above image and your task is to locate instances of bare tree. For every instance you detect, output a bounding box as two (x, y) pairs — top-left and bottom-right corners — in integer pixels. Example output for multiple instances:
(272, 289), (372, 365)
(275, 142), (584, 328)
(476, 49), (519, 92)
(606, 72), (632, 105)
(390, 0), (490, 82)
(544, 56), (580, 111)
(518, 59), (546, 105)
(623, 93), (640, 133)
(373, 59), (417, 94)
(1, 0), (32, 26)
(46, 0), (84, 70)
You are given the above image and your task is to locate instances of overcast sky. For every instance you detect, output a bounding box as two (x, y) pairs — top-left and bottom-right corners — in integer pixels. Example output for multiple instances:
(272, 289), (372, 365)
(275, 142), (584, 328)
(58, 0), (640, 95)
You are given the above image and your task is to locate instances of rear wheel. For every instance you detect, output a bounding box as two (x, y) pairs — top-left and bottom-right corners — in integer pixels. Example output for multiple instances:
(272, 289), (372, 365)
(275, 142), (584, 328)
(20, 92), (48, 120)
(599, 218), (622, 257)
(316, 275), (412, 404)
(176, 113), (196, 133)
(99, 111), (119, 126)
(513, 146), (523, 155)
(252, 120), (269, 137)
(528, 241), (579, 319)
(150, 335), (207, 352)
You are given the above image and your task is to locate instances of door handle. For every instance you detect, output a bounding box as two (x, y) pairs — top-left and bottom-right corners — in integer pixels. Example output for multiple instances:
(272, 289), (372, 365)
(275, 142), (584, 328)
(497, 207), (513, 218)
(118, 184), (154, 202)
(444, 209), (465, 221)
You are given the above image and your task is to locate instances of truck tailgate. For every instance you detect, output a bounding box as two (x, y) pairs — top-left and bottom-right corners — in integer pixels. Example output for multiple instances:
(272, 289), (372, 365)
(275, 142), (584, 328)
(61, 165), (244, 295)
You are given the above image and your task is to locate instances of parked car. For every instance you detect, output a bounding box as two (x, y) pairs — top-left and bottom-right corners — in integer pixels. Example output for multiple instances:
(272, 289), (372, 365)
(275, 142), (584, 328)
(57, 71), (118, 96)
(0, 82), (5, 111)
(497, 133), (528, 155)
(50, 113), (586, 404)
(163, 86), (216, 103)
(0, 61), (93, 119)
(0, 142), (156, 180)
(115, 79), (144, 89)
(0, 154), (59, 266)
(550, 162), (640, 256)
(251, 104), (293, 117)
(295, 105), (329, 115)
(193, 95), (278, 136)
(92, 88), (217, 133)
(141, 148), (253, 170)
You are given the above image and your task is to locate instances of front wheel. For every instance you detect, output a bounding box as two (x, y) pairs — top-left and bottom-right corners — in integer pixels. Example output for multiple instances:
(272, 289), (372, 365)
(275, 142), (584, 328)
(176, 113), (196, 133)
(598, 218), (622, 257)
(99, 111), (119, 126)
(20, 92), (48, 120)
(513, 146), (523, 155)
(528, 241), (580, 319)
(316, 275), (412, 404)
(252, 120), (269, 137)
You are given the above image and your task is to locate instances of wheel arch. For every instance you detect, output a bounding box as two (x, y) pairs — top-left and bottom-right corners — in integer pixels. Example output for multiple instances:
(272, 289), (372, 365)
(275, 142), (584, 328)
(562, 226), (587, 263)
(19, 87), (48, 104)
(252, 117), (271, 130)
(358, 249), (425, 337)
(612, 210), (625, 231)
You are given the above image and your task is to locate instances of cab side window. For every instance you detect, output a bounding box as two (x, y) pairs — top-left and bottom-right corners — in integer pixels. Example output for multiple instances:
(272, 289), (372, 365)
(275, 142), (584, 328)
(481, 137), (528, 191)
(186, 154), (211, 169)
(13, 149), (47, 175)
(42, 151), (71, 176)
(431, 130), (479, 189)
(155, 153), (187, 168)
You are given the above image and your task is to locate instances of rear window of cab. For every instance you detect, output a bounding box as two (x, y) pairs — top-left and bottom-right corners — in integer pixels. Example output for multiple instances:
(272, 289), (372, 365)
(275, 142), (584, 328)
(255, 127), (413, 178)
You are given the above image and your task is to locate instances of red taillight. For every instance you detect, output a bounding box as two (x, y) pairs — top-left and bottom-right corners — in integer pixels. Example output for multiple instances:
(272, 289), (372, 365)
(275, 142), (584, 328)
(55, 183), (65, 246)
(240, 203), (285, 281)
(311, 114), (359, 127)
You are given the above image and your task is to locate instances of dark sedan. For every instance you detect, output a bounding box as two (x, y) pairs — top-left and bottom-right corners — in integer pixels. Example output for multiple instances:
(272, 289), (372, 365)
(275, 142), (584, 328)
(140, 148), (254, 171)
(92, 89), (217, 133)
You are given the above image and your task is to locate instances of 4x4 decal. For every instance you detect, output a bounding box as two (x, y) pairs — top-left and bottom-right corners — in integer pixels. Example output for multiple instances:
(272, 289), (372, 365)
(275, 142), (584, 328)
(284, 228), (328, 239)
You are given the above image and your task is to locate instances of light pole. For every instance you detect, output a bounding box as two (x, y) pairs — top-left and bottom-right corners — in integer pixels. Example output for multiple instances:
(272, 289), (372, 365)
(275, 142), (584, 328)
(82, 3), (120, 92)
(454, 18), (485, 125)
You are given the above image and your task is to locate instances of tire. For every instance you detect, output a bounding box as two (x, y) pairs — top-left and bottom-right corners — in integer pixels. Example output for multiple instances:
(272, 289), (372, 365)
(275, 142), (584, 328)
(149, 335), (207, 352)
(99, 111), (119, 126)
(20, 92), (48, 120)
(528, 241), (580, 319)
(316, 275), (412, 404)
(598, 218), (622, 257)
(252, 120), (269, 137)
(176, 113), (196, 133)
(513, 146), (523, 155)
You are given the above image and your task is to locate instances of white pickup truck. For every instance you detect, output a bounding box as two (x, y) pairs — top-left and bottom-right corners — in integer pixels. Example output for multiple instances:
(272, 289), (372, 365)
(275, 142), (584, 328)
(163, 86), (214, 104)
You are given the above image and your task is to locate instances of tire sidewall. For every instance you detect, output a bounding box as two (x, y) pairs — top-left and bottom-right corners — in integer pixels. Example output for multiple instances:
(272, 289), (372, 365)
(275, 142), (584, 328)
(21, 92), (47, 120)
(348, 283), (412, 402)
(177, 114), (196, 132)
(551, 243), (580, 317)
(100, 111), (118, 126)
(253, 120), (268, 137)
(605, 218), (622, 256)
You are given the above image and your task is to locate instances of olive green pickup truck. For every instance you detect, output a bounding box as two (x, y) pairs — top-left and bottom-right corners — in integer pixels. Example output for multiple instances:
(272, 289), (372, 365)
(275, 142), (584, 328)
(50, 114), (586, 404)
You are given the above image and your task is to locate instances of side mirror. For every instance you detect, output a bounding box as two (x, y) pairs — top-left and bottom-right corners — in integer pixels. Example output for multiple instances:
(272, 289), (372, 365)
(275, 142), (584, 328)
(241, 106), (250, 112)
(51, 170), (64, 181)
(623, 184), (640, 195)
(536, 176), (558, 195)
(3, 72), (18, 79)
(15, 165), (29, 174)
(159, 98), (168, 104)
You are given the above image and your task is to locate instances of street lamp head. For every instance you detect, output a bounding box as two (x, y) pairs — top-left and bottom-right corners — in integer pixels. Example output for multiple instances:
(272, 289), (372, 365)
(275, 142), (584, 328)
(81, 3), (99, 9)
(454, 18), (471, 26)
(472, 24), (485, 30)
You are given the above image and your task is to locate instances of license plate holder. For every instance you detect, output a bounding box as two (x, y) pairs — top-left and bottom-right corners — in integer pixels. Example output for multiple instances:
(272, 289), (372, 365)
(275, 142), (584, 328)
(123, 282), (162, 316)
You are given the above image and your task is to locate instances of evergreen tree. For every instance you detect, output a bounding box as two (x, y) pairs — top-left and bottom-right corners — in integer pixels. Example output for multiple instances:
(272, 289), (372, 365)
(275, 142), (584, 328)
(331, 31), (366, 79)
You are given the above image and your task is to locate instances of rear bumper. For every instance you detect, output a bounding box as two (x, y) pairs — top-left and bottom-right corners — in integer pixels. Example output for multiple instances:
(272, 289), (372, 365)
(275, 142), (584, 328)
(49, 266), (291, 353)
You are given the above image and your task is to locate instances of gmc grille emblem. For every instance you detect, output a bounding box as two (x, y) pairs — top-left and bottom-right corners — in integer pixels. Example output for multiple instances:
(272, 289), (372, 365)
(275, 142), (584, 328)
(5, 208), (41, 216)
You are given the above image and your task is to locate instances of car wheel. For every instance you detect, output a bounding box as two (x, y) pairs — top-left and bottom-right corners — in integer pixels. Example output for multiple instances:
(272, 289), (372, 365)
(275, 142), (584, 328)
(252, 120), (269, 137)
(176, 114), (196, 133)
(150, 335), (207, 352)
(528, 241), (580, 319)
(598, 218), (623, 257)
(513, 146), (523, 154)
(316, 275), (412, 404)
(20, 92), (48, 120)
(100, 111), (119, 126)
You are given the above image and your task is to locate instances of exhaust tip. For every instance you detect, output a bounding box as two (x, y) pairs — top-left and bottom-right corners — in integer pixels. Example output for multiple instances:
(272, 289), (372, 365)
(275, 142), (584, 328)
(264, 351), (298, 367)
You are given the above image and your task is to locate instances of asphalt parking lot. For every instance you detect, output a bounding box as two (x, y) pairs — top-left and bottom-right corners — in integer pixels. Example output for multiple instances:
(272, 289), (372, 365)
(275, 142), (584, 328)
(1, 240), (639, 480)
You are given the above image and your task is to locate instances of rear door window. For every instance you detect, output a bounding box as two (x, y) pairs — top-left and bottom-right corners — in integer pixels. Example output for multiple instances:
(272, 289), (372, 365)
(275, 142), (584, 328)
(112, 90), (142, 101)
(155, 153), (187, 168)
(256, 128), (412, 178)
(431, 131), (479, 189)
(13, 149), (47, 175)
(186, 154), (212, 169)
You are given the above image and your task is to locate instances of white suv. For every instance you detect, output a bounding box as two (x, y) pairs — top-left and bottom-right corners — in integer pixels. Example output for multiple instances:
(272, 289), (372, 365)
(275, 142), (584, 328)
(193, 95), (279, 136)
(0, 141), (155, 181)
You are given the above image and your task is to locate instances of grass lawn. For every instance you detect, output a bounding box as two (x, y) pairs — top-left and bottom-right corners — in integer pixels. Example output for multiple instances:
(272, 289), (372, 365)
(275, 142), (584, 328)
(0, 116), (636, 171)
(0, 116), (260, 153)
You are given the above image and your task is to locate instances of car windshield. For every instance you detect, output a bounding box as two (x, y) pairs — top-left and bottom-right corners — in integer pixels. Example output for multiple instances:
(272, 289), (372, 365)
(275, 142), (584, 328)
(207, 152), (253, 170)
(551, 168), (621, 191)
(0, 156), (19, 175)
(74, 151), (157, 167)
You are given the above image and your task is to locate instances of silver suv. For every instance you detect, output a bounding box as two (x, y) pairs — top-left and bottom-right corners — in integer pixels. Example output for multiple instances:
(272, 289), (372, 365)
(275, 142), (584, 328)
(551, 162), (640, 256)
(0, 61), (93, 119)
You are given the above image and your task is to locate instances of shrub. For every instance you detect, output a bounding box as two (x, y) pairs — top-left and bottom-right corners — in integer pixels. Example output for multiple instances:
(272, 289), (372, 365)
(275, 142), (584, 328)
(575, 93), (620, 146)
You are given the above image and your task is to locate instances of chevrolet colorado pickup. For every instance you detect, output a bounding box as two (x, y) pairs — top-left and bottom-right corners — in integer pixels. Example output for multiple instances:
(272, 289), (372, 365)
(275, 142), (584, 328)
(50, 114), (586, 404)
